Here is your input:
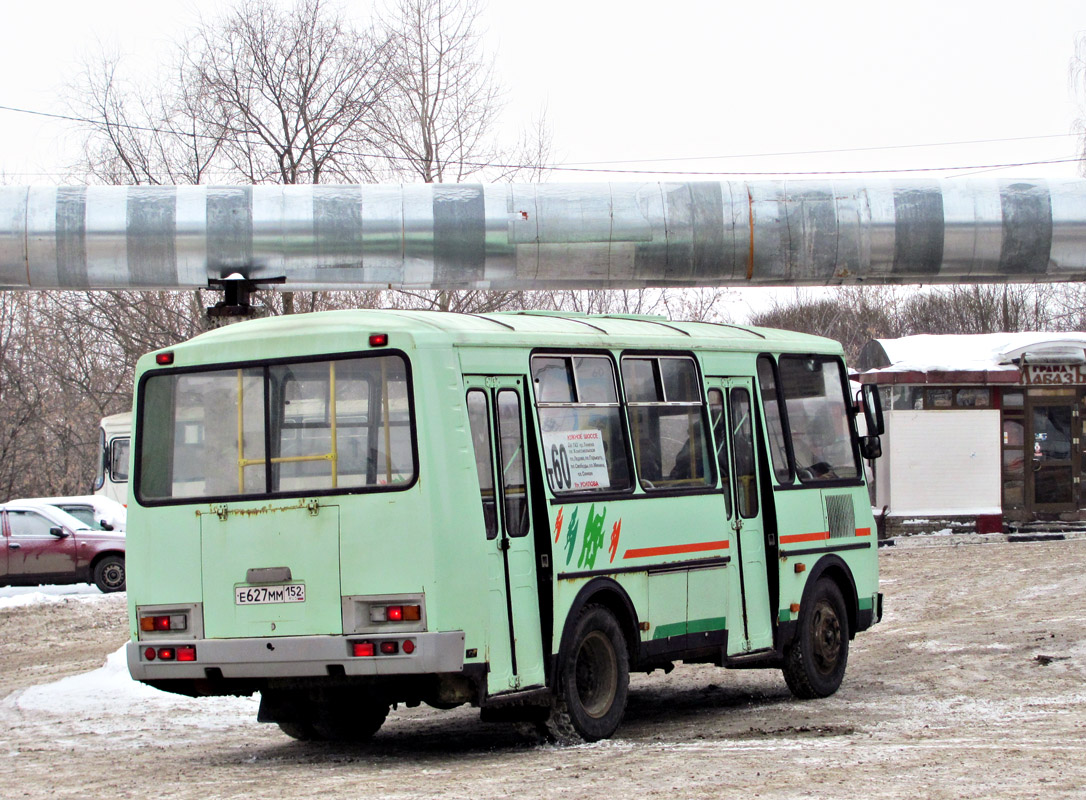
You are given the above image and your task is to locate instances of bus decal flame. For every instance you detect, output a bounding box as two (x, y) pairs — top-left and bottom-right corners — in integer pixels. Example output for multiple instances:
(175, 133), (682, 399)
(609, 519), (622, 563)
(564, 507), (580, 565)
(578, 504), (608, 569)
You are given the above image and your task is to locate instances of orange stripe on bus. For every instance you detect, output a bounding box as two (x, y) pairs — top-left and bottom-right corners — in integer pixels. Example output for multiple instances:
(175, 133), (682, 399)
(623, 540), (729, 559)
(856, 528), (872, 537)
(779, 531), (830, 544)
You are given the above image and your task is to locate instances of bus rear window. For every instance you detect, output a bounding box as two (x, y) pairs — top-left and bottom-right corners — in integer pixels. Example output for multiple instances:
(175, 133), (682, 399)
(137, 354), (415, 502)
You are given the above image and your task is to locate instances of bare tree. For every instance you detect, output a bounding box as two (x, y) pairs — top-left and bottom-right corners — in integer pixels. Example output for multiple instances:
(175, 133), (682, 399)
(751, 287), (903, 362)
(14, 0), (562, 499)
(377, 0), (503, 182)
(186, 0), (392, 184)
(899, 285), (1058, 335)
(76, 52), (225, 185)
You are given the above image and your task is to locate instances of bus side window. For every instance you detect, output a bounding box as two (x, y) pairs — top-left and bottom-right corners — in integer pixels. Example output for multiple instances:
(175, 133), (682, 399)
(757, 356), (793, 484)
(729, 388), (758, 518)
(707, 389), (732, 519)
(532, 354), (632, 494)
(466, 390), (499, 539)
(497, 390), (528, 538)
(622, 356), (712, 491)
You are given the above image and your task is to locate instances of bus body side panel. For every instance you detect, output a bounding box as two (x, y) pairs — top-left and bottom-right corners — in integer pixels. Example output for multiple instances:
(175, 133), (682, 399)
(368, 346), (486, 664)
(549, 493), (731, 661)
(773, 469), (879, 634)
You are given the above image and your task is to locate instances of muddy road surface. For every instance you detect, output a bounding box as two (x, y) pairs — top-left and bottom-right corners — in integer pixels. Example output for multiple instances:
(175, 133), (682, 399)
(2, 539), (1084, 800)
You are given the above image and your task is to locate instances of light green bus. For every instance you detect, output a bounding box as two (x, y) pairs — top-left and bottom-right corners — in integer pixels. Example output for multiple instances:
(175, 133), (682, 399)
(126, 309), (884, 743)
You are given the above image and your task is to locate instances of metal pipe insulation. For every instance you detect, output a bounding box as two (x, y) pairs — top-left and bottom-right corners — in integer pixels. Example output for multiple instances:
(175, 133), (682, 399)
(2, 180), (1086, 291)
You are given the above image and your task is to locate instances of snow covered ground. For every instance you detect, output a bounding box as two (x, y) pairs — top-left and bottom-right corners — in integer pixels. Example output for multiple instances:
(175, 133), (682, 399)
(2, 541), (1085, 799)
(0, 583), (106, 609)
(0, 584), (257, 731)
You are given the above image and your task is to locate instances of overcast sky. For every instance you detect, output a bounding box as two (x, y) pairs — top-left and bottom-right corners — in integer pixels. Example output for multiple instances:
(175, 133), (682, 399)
(1, 0), (1085, 184)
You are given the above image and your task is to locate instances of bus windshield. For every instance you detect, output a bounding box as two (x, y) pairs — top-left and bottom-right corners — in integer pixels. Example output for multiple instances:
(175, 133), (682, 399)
(137, 353), (415, 502)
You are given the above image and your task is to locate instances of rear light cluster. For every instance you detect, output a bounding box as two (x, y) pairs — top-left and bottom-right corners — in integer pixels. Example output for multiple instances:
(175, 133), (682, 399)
(140, 614), (188, 632)
(351, 639), (416, 657)
(369, 604), (421, 623)
(143, 645), (196, 662)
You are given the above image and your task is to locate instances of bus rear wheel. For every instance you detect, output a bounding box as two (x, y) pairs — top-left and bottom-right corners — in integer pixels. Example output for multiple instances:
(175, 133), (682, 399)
(311, 695), (389, 742)
(782, 578), (850, 699)
(544, 604), (629, 743)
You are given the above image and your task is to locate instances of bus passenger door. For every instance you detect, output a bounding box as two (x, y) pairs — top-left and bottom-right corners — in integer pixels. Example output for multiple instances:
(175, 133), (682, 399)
(465, 377), (547, 695)
(708, 379), (774, 654)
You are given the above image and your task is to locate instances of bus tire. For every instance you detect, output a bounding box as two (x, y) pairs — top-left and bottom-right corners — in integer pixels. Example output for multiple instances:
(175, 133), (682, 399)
(311, 696), (389, 742)
(93, 555), (126, 593)
(782, 578), (849, 699)
(277, 721), (319, 741)
(545, 604), (629, 743)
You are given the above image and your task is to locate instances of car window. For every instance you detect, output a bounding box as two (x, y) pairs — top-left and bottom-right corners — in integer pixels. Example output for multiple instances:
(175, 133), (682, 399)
(7, 510), (57, 537)
(59, 506), (97, 528)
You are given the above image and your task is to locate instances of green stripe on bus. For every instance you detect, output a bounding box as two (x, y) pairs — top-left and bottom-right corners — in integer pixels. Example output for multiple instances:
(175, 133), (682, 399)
(688, 616), (726, 635)
(858, 596), (874, 611)
(779, 609), (792, 623)
(652, 617), (726, 640)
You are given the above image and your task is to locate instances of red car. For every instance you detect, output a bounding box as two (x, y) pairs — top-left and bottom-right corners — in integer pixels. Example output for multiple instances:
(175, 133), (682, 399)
(0, 501), (126, 593)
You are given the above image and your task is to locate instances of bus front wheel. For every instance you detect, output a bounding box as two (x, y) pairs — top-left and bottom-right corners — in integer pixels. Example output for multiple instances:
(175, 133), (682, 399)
(545, 604), (629, 743)
(782, 578), (850, 699)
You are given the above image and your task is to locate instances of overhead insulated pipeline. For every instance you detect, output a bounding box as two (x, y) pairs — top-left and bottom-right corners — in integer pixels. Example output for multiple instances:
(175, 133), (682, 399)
(2, 180), (1086, 291)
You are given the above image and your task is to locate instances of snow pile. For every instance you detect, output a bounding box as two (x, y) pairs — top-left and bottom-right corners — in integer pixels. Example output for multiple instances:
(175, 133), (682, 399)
(7, 646), (257, 732)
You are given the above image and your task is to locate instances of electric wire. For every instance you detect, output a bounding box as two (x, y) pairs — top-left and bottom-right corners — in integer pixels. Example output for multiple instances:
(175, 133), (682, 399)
(0, 102), (1082, 178)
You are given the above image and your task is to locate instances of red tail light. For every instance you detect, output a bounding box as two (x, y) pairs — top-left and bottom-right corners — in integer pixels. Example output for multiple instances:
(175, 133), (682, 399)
(177, 646), (197, 662)
(369, 333), (388, 347)
(352, 641), (375, 657)
(156, 352), (174, 365)
(140, 614), (188, 632)
(380, 641), (399, 655)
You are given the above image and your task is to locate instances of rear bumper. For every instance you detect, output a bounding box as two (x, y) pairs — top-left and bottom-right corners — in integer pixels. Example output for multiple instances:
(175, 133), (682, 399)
(127, 630), (465, 682)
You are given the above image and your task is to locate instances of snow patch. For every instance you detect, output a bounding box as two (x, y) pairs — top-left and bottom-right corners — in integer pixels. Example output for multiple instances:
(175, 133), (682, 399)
(7, 646), (257, 731)
(0, 584), (106, 609)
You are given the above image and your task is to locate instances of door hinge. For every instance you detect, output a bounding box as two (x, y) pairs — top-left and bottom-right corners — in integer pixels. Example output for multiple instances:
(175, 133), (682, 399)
(307, 499), (320, 516)
(214, 504), (228, 521)
(540, 553), (550, 569)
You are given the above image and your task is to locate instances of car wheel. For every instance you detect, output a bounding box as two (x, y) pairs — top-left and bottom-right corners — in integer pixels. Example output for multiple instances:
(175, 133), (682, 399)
(93, 555), (126, 593)
(542, 604), (629, 744)
(782, 577), (850, 699)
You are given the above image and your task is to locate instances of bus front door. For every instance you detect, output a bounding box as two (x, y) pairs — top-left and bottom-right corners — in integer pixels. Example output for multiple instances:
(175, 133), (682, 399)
(465, 377), (547, 695)
(708, 378), (774, 654)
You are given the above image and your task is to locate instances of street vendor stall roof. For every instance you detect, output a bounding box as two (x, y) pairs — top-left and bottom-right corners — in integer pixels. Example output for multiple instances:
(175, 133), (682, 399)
(859, 332), (1086, 375)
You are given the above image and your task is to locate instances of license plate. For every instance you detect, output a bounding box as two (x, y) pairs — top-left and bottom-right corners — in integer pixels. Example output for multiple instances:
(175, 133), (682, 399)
(235, 584), (306, 605)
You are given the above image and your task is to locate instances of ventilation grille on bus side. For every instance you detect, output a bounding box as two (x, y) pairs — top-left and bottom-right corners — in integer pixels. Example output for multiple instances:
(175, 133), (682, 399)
(826, 494), (856, 539)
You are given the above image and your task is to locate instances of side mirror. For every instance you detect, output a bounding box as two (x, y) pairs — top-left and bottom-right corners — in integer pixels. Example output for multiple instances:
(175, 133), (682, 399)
(860, 384), (885, 436)
(859, 435), (882, 460)
(49, 526), (69, 539)
(99, 520), (114, 531)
